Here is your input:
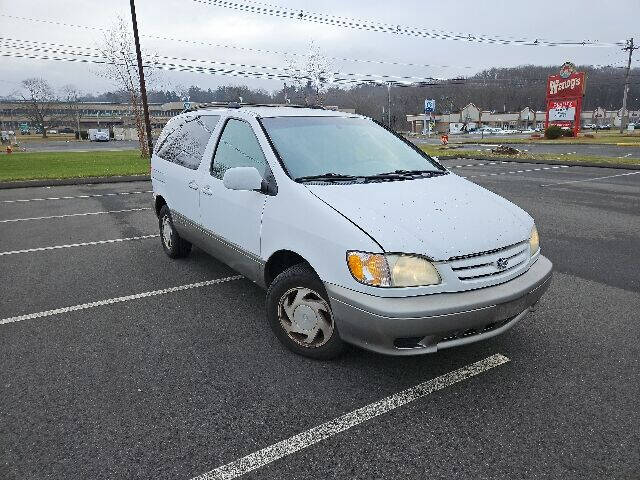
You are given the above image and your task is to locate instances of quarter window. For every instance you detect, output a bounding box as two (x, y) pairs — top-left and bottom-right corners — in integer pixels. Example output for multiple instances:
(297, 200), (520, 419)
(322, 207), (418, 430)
(211, 119), (268, 179)
(156, 115), (220, 170)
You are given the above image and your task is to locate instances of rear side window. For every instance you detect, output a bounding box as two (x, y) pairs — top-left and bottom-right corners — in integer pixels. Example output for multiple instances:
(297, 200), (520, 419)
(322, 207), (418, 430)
(211, 119), (268, 179)
(156, 115), (220, 170)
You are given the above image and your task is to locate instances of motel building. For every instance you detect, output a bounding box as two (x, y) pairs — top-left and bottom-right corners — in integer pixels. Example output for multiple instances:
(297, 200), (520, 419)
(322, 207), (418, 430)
(406, 103), (640, 134)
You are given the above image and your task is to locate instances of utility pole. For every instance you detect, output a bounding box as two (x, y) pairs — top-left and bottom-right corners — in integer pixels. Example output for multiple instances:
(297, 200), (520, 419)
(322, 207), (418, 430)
(129, 0), (154, 156)
(620, 37), (637, 134)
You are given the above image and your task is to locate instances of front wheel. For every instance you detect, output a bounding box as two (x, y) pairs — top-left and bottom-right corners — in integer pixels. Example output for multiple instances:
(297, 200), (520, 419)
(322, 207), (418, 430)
(158, 205), (192, 259)
(266, 263), (346, 359)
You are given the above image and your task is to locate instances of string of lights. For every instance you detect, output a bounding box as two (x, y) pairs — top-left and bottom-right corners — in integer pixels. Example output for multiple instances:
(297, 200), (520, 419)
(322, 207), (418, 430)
(192, 0), (625, 48)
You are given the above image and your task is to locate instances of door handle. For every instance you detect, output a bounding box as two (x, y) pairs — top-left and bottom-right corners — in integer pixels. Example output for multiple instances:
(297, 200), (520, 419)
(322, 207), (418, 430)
(188, 180), (199, 191)
(202, 185), (213, 196)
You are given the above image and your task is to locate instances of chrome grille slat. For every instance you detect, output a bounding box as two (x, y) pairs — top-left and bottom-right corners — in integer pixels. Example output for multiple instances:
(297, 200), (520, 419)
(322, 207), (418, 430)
(447, 241), (529, 282)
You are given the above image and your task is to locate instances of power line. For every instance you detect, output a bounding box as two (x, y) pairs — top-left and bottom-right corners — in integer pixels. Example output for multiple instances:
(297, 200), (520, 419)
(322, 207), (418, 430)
(192, 0), (626, 48)
(0, 38), (450, 85)
(0, 13), (476, 72)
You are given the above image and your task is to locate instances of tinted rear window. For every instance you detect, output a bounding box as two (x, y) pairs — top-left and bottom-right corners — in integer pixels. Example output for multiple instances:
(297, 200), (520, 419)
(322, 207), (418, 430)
(156, 115), (220, 170)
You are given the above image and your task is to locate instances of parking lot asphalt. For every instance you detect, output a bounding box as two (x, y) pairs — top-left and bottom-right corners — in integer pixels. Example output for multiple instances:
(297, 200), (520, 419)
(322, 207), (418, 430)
(1, 161), (639, 479)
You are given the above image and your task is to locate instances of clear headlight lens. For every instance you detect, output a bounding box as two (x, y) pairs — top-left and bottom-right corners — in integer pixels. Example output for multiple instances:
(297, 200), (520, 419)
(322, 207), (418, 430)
(529, 225), (540, 256)
(347, 252), (441, 287)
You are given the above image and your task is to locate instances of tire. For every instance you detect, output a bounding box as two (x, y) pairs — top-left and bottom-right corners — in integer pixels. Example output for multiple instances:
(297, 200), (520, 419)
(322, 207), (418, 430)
(266, 263), (346, 359)
(158, 205), (192, 259)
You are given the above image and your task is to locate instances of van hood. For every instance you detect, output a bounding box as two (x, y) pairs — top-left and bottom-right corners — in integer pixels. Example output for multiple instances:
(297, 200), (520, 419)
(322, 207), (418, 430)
(306, 173), (532, 260)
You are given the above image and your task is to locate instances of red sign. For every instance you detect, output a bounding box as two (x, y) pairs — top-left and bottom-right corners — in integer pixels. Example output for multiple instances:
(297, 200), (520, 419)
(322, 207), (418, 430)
(546, 72), (586, 100)
(545, 63), (586, 136)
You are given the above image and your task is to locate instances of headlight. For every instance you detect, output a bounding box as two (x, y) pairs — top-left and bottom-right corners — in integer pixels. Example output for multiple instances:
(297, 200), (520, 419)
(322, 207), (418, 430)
(347, 252), (441, 287)
(529, 225), (540, 256)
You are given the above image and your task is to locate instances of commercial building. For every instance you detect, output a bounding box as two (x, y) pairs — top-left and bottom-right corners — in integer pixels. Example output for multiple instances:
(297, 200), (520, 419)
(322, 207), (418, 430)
(0, 101), (188, 132)
(406, 103), (640, 133)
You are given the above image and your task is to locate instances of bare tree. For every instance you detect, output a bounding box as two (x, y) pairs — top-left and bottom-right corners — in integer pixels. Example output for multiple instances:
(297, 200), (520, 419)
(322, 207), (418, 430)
(285, 41), (334, 106)
(98, 16), (155, 156)
(60, 84), (83, 136)
(20, 78), (63, 138)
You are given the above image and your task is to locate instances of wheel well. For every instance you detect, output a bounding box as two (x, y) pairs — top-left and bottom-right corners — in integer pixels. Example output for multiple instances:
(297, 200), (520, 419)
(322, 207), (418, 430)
(154, 195), (167, 217)
(264, 250), (308, 287)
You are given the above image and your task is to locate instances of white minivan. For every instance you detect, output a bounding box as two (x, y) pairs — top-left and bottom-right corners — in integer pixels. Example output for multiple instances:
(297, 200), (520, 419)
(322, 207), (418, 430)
(151, 104), (552, 359)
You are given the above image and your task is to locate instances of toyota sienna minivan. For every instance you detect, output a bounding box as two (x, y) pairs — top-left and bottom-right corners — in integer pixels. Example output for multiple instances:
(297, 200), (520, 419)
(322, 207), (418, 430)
(151, 104), (552, 359)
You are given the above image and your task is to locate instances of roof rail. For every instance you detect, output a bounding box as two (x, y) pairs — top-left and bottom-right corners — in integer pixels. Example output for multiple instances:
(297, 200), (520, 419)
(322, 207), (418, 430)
(182, 102), (326, 113)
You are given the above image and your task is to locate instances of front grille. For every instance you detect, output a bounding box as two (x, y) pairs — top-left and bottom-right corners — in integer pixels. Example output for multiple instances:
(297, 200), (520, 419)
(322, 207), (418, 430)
(438, 317), (514, 343)
(448, 241), (529, 282)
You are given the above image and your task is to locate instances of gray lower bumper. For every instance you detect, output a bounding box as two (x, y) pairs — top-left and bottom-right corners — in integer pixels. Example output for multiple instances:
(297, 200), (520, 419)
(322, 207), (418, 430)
(326, 255), (553, 356)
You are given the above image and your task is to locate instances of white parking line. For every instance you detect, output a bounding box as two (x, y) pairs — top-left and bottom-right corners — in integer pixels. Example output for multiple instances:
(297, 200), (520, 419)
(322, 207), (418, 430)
(540, 171), (640, 187)
(0, 234), (158, 256)
(0, 207), (151, 223)
(190, 353), (510, 480)
(463, 165), (570, 179)
(0, 190), (153, 204)
(449, 161), (510, 168)
(0, 275), (244, 326)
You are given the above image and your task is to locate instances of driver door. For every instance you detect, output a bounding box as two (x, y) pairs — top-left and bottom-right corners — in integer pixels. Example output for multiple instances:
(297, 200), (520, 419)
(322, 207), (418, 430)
(198, 117), (270, 280)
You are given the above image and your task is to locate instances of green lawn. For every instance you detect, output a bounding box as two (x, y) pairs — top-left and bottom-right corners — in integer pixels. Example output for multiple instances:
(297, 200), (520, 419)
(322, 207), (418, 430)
(420, 145), (640, 167)
(0, 150), (150, 181)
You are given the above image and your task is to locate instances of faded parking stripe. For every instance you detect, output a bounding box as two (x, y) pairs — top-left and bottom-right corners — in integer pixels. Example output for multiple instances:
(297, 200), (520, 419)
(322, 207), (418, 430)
(0, 207), (151, 223)
(191, 354), (510, 480)
(0, 275), (244, 325)
(0, 190), (153, 204)
(0, 234), (158, 256)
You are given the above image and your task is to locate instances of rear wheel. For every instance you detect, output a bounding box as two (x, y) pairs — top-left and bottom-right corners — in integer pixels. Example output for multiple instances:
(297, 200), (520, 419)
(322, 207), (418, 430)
(158, 205), (191, 259)
(266, 263), (346, 359)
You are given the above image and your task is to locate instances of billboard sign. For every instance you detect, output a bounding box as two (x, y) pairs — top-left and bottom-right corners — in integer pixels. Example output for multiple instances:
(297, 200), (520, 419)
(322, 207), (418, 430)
(545, 62), (586, 135)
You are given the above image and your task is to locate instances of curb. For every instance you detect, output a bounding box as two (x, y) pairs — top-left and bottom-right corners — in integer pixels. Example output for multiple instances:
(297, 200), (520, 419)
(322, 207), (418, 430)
(434, 154), (640, 171)
(0, 175), (151, 190)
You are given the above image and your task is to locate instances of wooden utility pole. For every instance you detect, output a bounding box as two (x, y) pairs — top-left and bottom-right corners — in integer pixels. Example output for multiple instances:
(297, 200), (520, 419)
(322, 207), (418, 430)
(620, 38), (637, 133)
(129, 0), (154, 155)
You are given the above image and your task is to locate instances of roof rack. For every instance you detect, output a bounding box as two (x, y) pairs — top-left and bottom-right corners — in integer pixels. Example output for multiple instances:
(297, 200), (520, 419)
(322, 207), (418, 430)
(182, 102), (326, 113)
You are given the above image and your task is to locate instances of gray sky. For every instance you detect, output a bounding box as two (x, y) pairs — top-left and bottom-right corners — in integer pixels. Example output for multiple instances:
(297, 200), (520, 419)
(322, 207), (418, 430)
(1, 0), (639, 96)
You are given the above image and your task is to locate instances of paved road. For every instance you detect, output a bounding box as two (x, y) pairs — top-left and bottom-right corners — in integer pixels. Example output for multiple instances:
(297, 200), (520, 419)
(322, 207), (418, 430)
(1, 163), (639, 479)
(17, 140), (139, 152)
(413, 138), (640, 159)
(460, 142), (640, 159)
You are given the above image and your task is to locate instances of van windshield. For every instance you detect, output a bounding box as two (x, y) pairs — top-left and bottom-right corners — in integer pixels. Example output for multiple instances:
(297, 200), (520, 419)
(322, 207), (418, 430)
(260, 116), (443, 181)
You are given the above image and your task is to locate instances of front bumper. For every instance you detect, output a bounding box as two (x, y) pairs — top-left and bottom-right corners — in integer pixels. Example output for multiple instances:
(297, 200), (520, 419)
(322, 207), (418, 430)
(326, 255), (553, 356)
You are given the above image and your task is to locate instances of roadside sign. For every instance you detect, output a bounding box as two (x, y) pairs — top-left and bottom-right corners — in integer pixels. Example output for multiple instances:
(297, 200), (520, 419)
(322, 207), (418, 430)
(424, 99), (435, 113)
(183, 101), (192, 110)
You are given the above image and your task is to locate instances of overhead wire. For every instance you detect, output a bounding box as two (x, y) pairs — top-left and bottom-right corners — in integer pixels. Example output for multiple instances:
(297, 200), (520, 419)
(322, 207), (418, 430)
(192, 0), (626, 47)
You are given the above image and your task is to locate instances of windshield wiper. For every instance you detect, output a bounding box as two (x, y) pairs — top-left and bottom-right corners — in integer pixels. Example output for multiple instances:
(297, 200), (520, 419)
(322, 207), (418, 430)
(384, 169), (446, 177)
(295, 172), (361, 183)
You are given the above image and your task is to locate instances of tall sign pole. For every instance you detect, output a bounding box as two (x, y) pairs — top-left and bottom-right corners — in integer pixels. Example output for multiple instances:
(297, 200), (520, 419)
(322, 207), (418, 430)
(424, 99), (435, 138)
(129, 0), (153, 156)
(545, 62), (585, 137)
(620, 38), (637, 134)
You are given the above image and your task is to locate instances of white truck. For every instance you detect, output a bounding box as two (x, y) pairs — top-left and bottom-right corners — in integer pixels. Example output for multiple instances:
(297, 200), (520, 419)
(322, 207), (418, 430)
(88, 129), (110, 142)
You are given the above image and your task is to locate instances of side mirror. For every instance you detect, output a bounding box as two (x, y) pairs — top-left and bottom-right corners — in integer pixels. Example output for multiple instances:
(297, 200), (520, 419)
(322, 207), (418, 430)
(222, 166), (264, 192)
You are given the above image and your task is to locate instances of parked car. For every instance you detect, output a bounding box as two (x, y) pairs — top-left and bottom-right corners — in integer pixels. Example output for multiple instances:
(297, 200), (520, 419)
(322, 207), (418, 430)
(151, 105), (553, 359)
(59, 127), (75, 134)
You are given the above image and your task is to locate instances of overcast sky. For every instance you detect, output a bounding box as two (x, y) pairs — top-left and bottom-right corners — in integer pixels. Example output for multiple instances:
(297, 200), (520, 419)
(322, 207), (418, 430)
(1, 0), (639, 97)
